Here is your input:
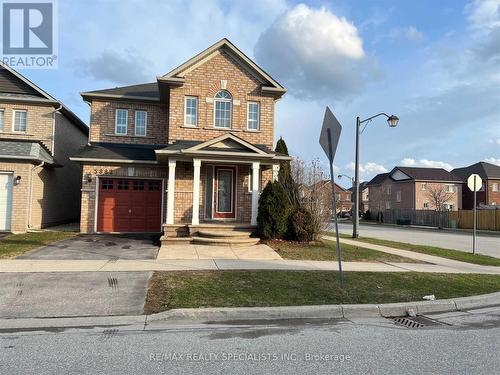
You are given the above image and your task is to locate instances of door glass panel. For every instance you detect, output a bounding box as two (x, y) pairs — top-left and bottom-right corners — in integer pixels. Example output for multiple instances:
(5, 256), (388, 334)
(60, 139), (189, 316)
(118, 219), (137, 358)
(217, 170), (232, 213)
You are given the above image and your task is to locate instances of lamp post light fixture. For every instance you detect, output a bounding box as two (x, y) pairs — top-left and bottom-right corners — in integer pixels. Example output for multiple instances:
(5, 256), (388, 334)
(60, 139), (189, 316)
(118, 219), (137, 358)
(353, 113), (399, 238)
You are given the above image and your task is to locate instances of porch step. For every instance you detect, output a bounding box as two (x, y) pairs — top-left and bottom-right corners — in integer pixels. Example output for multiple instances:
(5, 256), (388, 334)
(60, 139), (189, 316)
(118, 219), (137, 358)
(160, 236), (193, 245)
(197, 230), (252, 238)
(189, 223), (256, 233)
(192, 236), (260, 247)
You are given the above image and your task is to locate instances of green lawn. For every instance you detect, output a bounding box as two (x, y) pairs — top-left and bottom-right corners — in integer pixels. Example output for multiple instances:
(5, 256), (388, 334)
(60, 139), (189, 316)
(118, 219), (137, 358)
(326, 233), (500, 267)
(268, 239), (421, 263)
(0, 231), (76, 259)
(144, 270), (500, 313)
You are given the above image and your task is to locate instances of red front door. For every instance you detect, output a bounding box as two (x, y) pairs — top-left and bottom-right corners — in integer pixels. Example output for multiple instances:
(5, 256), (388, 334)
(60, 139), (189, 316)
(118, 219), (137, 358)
(213, 167), (236, 219)
(97, 178), (162, 232)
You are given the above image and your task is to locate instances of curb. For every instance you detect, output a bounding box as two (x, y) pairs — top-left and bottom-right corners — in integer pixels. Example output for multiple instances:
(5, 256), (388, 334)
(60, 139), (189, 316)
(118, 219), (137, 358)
(148, 291), (500, 322)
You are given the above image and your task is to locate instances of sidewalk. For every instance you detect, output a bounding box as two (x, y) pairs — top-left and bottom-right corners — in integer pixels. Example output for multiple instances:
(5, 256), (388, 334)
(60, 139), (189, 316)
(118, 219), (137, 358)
(0, 253), (499, 274)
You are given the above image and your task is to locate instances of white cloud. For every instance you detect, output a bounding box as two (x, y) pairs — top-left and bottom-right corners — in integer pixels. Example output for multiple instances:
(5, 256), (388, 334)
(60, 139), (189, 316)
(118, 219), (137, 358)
(385, 26), (425, 43)
(484, 157), (500, 165)
(401, 158), (453, 170)
(345, 162), (388, 180)
(255, 4), (381, 101)
(466, 0), (500, 31)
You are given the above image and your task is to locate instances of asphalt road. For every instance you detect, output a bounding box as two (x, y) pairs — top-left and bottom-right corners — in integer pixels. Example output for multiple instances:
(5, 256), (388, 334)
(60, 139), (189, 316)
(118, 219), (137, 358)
(0, 307), (499, 374)
(331, 222), (500, 258)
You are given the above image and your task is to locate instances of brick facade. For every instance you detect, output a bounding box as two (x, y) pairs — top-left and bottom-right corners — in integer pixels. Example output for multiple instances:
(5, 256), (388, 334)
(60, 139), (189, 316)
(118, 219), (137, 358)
(0, 102), (55, 152)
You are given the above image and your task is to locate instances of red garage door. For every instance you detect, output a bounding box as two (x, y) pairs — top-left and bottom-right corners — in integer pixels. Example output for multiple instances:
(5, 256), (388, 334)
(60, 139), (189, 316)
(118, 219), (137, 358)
(97, 178), (162, 233)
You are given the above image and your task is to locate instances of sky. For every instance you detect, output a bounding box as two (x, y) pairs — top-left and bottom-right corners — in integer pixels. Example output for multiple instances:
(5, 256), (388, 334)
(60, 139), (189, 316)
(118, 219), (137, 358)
(19, 0), (500, 187)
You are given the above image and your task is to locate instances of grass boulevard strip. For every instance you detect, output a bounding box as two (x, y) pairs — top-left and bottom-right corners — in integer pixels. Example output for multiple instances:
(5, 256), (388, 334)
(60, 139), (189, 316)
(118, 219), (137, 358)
(323, 232), (500, 267)
(144, 270), (500, 313)
(0, 231), (76, 259)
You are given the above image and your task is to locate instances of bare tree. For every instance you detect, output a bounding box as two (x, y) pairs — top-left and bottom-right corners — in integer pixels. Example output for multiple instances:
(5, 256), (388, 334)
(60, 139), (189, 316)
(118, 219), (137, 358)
(291, 157), (330, 239)
(425, 184), (455, 228)
(368, 185), (385, 222)
(425, 185), (454, 211)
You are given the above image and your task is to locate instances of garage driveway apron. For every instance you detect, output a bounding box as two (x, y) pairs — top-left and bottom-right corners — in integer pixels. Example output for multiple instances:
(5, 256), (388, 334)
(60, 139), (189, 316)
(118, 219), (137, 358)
(0, 234), (159, 318)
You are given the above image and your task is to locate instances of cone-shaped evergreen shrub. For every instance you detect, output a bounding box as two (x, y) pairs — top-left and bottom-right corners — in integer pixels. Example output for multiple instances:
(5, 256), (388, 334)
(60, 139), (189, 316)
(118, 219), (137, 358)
(257, 181), (291, 239)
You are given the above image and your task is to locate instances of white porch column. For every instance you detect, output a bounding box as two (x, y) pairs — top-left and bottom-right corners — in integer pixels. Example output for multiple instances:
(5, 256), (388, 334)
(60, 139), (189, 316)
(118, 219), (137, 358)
(166, 159), (176, 225)
(191, 159), (201, 225)
(272, 164), (280, 182)
(250, 161), (260, 226)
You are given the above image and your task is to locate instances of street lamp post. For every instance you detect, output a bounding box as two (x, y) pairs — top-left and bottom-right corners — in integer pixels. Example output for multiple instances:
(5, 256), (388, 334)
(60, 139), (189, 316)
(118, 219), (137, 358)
(353, 113), (399, 238)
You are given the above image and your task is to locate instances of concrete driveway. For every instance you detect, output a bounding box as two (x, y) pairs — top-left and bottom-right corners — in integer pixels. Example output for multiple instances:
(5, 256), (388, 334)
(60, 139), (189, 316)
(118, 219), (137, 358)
(0, 272), (151, 318)
(17, 234), (160, 260)
(334, 222), (500, 258)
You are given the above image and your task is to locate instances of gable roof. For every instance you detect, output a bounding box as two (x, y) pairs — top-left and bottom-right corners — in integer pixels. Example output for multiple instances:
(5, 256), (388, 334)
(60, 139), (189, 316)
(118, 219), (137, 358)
(81, 82), (160, 102)
(156, 133), (291, 161)
(158, 38), (286, 96)
(0, 62), (88, 134)
(310, 180), (351, 192)
(366, 172), (390, 186)
(452, 161), (500, 181)
(348, 181), (368, 192)
(393, 166), (462, 182)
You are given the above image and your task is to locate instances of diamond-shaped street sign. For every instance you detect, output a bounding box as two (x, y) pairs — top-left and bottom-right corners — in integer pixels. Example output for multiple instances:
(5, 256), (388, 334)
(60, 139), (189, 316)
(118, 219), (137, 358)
(467, 174), (482, 192)
(319, 106), (342, 162)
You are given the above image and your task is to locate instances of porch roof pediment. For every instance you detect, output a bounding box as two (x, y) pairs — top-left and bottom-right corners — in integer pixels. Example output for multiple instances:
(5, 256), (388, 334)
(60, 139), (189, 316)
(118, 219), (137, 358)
(155, 133), (290, 161)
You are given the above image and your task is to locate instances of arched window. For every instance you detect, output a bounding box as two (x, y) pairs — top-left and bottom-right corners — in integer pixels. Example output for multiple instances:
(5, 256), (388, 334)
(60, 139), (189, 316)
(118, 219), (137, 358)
(214, 90), (232, 128)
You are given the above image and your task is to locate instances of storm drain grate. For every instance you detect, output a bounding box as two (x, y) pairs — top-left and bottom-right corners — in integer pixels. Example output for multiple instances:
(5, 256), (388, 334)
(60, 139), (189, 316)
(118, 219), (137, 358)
(394, 317), (426, 328)
(393, 315), (445, 328)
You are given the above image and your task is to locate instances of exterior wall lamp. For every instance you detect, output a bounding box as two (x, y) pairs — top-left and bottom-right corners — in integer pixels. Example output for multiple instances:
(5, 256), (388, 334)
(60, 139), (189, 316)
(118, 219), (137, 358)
(14, 176), (21, 185)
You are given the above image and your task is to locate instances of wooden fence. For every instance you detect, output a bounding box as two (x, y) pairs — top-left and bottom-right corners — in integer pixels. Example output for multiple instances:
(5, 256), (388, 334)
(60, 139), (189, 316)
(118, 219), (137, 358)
(448, 210), (500, 231)
(380, 208), (500, 231)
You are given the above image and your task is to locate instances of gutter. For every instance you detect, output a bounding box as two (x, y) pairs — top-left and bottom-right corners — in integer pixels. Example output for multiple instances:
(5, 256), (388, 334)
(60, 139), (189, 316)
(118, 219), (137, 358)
(50, 104), (63, 156)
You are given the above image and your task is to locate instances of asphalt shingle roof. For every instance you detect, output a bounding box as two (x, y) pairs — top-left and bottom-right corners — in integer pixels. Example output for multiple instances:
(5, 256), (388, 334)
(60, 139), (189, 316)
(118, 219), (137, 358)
(452, 162), (500, 181)
(0, 139), (55, 164)
(395, 166), (462, 182)
(82, 83), (159, 100)
(72, 143), (164, 161)
(366, 173), (390, 186)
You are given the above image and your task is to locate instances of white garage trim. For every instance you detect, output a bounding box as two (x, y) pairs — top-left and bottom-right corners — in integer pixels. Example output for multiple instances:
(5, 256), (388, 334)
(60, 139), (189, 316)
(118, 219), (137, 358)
(0, 172), (14, 232)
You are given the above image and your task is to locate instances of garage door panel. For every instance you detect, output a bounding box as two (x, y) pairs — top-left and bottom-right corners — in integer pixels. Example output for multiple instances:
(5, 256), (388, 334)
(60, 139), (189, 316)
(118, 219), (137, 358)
(0, 174), (13, 231)
(97, 178), (162, 233)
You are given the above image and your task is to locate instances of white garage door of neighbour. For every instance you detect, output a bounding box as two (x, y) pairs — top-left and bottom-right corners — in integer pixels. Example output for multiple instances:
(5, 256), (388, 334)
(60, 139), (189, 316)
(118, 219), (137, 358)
(0, 173), (13, 231)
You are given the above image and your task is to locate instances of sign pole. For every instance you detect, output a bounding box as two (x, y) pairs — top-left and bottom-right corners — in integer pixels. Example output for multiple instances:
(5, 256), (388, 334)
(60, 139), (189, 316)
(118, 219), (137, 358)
(473, 176), (477, 255)
(327, 128), (344, 289)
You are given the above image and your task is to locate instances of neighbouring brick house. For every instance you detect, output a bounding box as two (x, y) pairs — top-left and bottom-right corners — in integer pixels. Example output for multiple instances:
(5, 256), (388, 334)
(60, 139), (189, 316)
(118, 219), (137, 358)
(0, 63), (88, 233)
(303, 180), (352, 215)
(452, 161), (500, 208)
(367, 166), (463, 214)
(348, 181), (369, 213)
(71, 39), (289, 238)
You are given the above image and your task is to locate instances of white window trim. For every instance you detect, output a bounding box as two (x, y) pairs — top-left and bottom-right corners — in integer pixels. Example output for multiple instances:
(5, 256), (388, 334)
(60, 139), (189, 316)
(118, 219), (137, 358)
(396, 191), (401, 202)
(214, 91), (232, 129)
(421, 183), (427, 191)
(134, 110), (147, 136)
(184, 96), (198, 127)
(0, 109), (4, 131)
(492, 183), (499, 192)
(247, 101), (260, 131)
(445, 184), (455, 193)
(423, 202), (429, 209)
(12, 109), (27, 133)
(115, 109), (128, 135)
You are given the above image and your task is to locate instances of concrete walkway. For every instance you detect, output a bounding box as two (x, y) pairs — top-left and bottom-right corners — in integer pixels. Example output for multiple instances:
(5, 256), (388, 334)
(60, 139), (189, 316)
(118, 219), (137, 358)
(157, 243), (282, 260)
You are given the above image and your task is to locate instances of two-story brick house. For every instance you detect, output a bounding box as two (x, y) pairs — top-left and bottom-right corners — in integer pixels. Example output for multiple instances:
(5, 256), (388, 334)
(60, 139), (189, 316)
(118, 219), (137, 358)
(71, 39), (289, 240)
(452, 162), (500, 208)
(0, 63), (88, 232)
(367, 166), (462, 214)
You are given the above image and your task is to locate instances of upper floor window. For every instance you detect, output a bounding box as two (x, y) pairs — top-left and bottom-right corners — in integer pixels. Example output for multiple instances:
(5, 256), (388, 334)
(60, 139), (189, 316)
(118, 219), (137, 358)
(135, 110), (147, 136)
(214, 90), (232, 128)
(492, 182), (499, 192)
(421, 183), (427, 191)
(115, 109), (128, 135)
(445, 184), (455, 193)
(247, 102), (260, 130)
(0, 109), (4, 131)
(184, 96), (198, 127)
(384, 185), (391, 195)
(396, 191), (401, 202)
(13, 110), (27, 132)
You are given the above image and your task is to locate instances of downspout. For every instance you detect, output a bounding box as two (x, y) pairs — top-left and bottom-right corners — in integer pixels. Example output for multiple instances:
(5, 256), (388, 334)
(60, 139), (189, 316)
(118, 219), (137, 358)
(28, 162), (45, 230)
(50, 104), (63, 157)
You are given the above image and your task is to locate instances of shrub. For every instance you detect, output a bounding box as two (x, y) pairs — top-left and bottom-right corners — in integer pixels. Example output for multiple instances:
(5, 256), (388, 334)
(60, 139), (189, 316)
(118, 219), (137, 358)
(257, 181), (291, 239)
(288, 207), (315, 242)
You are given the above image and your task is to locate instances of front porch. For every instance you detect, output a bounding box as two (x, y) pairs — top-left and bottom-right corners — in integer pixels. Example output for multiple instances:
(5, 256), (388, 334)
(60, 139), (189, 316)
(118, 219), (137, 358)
(156, 133), (287, 244)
